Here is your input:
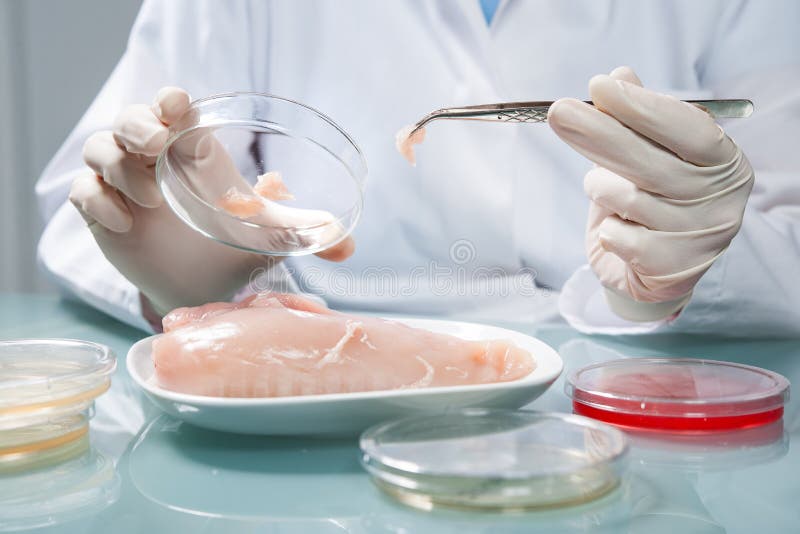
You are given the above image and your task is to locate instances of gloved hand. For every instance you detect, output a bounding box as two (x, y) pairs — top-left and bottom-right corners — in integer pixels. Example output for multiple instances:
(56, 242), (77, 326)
(70, 87), (354, 317)
(549, 67), (754, 322)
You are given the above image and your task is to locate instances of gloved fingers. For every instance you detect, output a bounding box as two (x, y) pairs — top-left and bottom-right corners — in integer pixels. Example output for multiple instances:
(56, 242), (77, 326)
(587, 203), (688, 303)
(251, 202), (356, 261)
(150, 88), (252, 198)
(548, 98), (705, 200)
(110, 87), (190, 159)
(627, 263), (711, 303)
(166, 127), (254, 217)
(112, 103), (169, 157)
(589, 71), (738, 167)
(315, 236), (355, 262)
(151, 88), (218, 163)
(584, 166), (745, 232)
(585, 202), (630, 294)
(608, 65), (642, 86)
(83, 131), (163, 208)
(169, 126), (219, 162)
(585, 200), (611, 263)
(597, 214), (736, 277)
(69, 169), (133, 233)
(151, 87), (191, 125)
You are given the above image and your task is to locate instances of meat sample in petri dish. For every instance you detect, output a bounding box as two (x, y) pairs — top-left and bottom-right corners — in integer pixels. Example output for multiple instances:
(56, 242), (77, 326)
(254, 171), (295, 201)
(216, 186), (264, 219)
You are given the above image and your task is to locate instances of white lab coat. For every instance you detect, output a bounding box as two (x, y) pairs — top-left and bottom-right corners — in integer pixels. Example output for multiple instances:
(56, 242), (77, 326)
(36, 0), (800, 336)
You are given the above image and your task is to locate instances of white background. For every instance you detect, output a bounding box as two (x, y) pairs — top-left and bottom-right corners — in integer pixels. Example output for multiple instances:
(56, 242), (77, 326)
(0, 0), (141, 291)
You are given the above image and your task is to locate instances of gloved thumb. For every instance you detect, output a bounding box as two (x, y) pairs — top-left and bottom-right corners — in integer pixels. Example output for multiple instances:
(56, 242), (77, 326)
(608, 66), (642, 87)
(69, 170), (133, 233)
(152, 87), (191, 126)
(111, 87), (190, 158)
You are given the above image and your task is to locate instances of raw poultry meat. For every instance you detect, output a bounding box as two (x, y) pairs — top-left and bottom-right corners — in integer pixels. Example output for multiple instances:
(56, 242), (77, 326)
(216, 186), (264, 218)
(254, 171), (294, 201)
(395, 125), (426, 165)
(153, 293), (535, 397)
(216, 171), (294, 220)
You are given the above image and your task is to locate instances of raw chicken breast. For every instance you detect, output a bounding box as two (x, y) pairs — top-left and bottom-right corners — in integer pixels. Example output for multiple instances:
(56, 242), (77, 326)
(254, 171), (294, 201)
(153, 293), (535, 398)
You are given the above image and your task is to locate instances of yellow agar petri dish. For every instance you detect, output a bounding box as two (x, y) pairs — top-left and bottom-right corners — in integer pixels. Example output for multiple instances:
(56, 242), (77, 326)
(360, 409), (628, 512)
(0, 410), (92, 474)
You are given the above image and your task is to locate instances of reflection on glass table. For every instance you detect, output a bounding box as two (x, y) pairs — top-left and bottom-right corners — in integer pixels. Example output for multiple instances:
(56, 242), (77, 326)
(0, 447), (119, 531)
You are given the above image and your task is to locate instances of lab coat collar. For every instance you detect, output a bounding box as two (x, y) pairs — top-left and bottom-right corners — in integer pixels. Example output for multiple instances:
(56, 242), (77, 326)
(427, 0), (511, 102)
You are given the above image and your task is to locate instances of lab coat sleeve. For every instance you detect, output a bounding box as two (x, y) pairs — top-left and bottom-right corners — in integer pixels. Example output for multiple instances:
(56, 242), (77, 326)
(35, 0), (260, 331)
(559, 0), (800, 337)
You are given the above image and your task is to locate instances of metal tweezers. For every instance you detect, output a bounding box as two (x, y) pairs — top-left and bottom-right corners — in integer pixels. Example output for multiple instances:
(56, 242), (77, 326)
(406, 99), (753, 137)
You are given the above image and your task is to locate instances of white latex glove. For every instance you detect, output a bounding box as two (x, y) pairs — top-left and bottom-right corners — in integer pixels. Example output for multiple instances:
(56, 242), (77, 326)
(549, 67), (754, 322)
(70, 87), (354, 317)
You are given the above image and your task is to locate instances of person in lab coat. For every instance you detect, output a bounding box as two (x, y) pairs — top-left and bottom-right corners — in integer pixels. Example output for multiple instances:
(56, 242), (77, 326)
(36, 0), (800, 336)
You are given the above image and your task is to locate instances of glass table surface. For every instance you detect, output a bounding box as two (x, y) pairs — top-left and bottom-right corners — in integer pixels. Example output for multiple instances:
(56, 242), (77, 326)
(0, 293), (797, 533)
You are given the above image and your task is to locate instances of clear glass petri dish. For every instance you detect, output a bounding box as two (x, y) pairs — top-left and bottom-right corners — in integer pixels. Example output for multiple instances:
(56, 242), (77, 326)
(0, 447), (119, 530)
(0, 339), (115, 429)
(0, 409), (92, 474)
(359, 409), (628, 511)
(156, 92), (367, 256)
(565, 358), (790, 433)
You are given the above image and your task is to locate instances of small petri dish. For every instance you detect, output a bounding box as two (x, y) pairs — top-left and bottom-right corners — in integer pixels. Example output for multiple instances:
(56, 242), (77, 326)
(0, 410), (92, 474)
(0, 447), (119, 530)
(565, 358), (790, 433)
(156, 92), (367, 256)
(0, 339), (115, 472)
(0, 339), (115, 425)
(359, 409), (628, 511)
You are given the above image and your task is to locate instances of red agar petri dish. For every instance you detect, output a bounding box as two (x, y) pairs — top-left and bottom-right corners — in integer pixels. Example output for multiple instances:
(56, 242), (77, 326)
(565, 358), (790, 433)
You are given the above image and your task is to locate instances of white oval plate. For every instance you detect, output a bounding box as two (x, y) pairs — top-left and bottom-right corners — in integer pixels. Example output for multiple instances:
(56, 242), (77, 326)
(127, 317), (563, 435)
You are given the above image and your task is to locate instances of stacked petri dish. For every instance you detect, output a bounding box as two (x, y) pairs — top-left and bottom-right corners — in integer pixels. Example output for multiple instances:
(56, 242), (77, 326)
(0, 339), (116, 473)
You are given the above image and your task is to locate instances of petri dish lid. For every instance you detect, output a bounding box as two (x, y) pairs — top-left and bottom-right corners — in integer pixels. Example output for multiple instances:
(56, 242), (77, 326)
(0, 410), (92, 475)
(0, 447), (119, 530)
(359, 409), (628, 511)
(565, 358), (790, 432)
(1, 408), (92, 451)
(0, 339), (116, 430)
(156, 92), (367, 256)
